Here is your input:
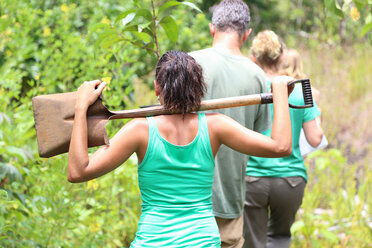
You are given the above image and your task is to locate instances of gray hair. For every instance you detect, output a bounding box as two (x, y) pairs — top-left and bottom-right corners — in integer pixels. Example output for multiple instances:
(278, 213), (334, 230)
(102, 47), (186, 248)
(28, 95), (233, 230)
(211, 0), (250, 36)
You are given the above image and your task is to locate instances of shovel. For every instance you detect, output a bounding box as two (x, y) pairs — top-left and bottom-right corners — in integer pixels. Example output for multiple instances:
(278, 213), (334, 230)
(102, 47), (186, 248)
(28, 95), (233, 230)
(32, 79), (313, 158)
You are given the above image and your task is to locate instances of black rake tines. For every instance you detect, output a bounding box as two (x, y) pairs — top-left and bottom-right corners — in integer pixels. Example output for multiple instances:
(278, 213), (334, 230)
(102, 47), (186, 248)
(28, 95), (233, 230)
(288, 79), (314, 109)
(260, 79), (314, 109)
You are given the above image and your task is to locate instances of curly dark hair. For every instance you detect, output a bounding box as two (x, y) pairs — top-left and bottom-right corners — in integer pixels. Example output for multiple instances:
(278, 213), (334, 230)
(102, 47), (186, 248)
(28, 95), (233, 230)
(155, 51), (206, 114)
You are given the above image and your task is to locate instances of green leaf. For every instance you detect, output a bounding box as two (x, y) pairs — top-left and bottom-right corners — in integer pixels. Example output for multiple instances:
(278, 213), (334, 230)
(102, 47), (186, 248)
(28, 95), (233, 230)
(181, 2), (202, 12)
(159, 16), (179, 43)
(121, 12), (136, 26)
(324, 0), (344, 18)
(353, 0), (368, 10)
(145, 42), (155, 50)
(133, 0), (140, 8)
(132, 31), (152, 43)
(135, 9), (153, 22)
(159, 1), (182, 14)
(366, 13), (372, 23)
(95, 29), (117, 49)
(361, 22), (372, 36)
(159, 1), (201, 15)
(89, 23), (110, 33)
(320, 229), (339, 243)
(142, 26), (155, 37)
(0, 112), (10, 124)
(115, 10), (136, 24)
(5, 146), (28, 162)
(138, 22), (152, 33)
(123, 25), (139, 32)
(101, 37), (124, 49)
(0, 189), (8, 200)
(0, 162), (22, 182)
(290, 220), (305, 233)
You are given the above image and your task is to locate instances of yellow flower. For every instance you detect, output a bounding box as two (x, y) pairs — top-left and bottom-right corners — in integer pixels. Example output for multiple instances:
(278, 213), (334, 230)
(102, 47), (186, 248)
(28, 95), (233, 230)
(101, 17), (111, 25)
(35, 74), (40, 81)
(61, 4), (69, 13)
(12, 204), (18, 209)
(43, 27), (51, 37)
(350, 6), (360, 22)
(1, 15), (8, 19)
(101, 76), (112, 84)
(5, 28), (12, 36)
(89, 222), (100, 232)
(87, 179), (99, 190)
(5, 50), (12, 56)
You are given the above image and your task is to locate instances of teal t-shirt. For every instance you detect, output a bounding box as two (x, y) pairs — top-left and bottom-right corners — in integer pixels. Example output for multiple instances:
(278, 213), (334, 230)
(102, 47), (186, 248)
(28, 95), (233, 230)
(189, 48), (271, 218)
(130, 113), (220, 248)
(246, 83), (321, 182)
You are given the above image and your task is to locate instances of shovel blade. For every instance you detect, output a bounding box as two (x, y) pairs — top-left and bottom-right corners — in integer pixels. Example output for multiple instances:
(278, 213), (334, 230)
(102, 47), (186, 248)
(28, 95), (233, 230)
(32, 92), (110, 158)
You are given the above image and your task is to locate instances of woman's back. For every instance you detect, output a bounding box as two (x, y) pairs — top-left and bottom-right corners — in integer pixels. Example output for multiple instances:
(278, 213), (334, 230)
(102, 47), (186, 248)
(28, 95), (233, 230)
(247, 84), (320, 181)
(131, 113), (220, 248)
(68, 50), (293, 247)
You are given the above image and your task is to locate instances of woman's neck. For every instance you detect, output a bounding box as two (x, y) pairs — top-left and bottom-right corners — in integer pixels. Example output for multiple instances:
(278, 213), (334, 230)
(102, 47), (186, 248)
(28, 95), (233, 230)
(261, 66), (281, 81)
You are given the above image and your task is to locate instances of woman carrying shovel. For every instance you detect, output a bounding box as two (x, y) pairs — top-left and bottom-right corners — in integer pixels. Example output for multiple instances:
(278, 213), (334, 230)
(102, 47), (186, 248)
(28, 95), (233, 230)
(68, 50), (294, 247)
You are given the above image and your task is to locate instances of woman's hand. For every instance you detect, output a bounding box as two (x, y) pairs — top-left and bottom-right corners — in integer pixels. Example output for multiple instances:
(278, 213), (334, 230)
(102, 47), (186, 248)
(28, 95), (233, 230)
(271, 76), (295, 96)
(76, 80), (106, 110)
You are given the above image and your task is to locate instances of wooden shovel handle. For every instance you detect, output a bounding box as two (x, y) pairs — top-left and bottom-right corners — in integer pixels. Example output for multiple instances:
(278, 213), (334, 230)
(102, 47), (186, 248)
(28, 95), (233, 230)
(108, 94), (265, 120)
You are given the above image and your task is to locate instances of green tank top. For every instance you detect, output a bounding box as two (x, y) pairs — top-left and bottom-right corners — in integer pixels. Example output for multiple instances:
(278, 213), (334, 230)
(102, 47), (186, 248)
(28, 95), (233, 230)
(130, 113), (220, 248)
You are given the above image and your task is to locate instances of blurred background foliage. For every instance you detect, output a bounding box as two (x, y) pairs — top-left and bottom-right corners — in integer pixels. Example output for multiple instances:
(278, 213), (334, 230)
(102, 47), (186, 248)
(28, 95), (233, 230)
(0, 0), (371, 247)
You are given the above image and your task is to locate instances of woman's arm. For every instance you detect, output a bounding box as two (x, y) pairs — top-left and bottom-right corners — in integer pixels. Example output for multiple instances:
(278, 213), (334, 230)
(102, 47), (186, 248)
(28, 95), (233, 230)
(67, 80), (146, 183)
(208, 76), (293, 158)
(302, 117), (323, 147)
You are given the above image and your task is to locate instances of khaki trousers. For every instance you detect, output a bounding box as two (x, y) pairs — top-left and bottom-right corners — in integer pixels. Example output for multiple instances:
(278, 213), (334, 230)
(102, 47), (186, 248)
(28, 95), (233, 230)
(216, 214), (245, 248)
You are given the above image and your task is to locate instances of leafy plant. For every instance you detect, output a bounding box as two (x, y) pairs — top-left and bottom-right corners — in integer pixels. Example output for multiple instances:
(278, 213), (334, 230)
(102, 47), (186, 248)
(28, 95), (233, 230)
(324, 0), (372, 39)
(93, 0), (201, 59)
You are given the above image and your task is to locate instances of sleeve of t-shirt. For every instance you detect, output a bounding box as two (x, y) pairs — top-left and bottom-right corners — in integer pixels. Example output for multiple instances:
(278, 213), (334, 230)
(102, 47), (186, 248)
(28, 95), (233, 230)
(303, 99), (321, 123)
(254, 76), (272, 133)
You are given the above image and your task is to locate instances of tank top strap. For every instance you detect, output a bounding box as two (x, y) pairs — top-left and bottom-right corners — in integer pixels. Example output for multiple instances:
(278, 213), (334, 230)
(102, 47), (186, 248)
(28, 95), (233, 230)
(138, 117), (156, 168)
(198, 113), (208, 137)
(198, 113), (214, 162)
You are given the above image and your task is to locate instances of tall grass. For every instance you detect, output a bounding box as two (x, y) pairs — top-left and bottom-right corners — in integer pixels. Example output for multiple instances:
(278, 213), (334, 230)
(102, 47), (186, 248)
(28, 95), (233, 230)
(290, 44), (372, 247)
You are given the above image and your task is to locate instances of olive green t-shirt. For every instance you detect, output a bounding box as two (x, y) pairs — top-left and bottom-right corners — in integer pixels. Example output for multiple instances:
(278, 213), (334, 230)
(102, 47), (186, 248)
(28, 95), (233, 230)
(189, 48), (271, 218)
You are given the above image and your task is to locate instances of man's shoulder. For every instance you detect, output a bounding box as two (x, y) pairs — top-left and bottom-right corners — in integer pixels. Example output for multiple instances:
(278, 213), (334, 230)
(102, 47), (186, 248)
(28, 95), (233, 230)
(189, 48), (217, 61)
(189, 47), (213, 55)
(190, 49), (265, 75)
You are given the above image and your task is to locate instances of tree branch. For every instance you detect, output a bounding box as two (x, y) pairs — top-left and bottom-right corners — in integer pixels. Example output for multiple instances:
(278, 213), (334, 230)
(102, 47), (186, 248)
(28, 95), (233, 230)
(151, 0), (160, 59)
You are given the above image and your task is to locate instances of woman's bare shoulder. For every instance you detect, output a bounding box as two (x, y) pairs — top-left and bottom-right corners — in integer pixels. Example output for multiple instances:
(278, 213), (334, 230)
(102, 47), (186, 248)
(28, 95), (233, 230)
(116, 118), (149, 137)
(205, 112), (235, 125)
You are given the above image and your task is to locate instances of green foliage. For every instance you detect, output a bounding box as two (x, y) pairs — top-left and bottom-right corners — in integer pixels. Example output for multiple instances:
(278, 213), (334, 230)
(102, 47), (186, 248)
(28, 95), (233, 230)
(323, 0), (372, 40)
(292, 148), (372, 247)
(94, 0), (201, 59)
(0, 0), (208, 246)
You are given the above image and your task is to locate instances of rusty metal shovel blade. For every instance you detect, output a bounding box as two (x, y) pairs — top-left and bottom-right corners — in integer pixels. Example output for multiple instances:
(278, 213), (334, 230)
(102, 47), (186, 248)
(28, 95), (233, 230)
(32, 92), (111, 158)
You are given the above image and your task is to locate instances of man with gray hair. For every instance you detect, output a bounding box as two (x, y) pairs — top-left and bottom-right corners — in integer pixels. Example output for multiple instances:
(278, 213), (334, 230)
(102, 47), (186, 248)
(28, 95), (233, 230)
(189, 0), (271, 247)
